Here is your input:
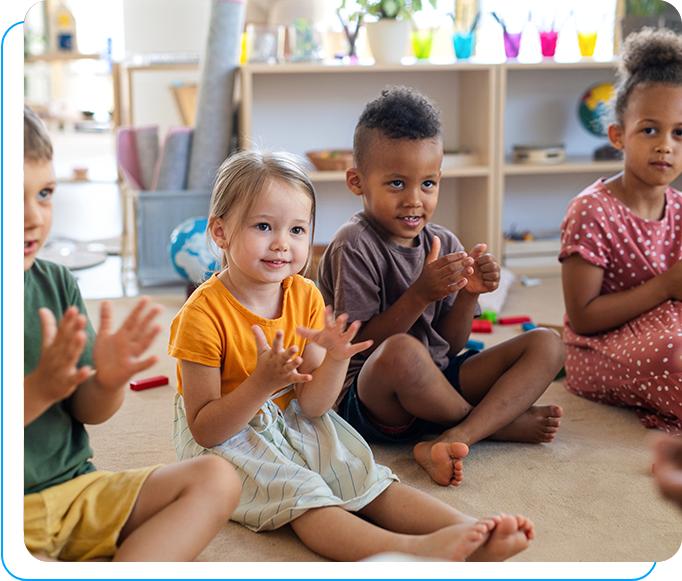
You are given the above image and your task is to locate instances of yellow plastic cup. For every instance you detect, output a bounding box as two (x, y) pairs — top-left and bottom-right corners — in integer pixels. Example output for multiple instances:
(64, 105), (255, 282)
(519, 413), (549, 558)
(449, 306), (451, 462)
(578, 31), (597, 57)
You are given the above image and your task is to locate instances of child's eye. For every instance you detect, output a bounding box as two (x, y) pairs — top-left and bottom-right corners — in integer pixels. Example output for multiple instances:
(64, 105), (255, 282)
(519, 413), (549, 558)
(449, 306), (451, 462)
(422, 180), (437, 189)
(255, 223), (270, 231)
(642, 127), (656, 135)
(674, 129), (682, 137)
(37, 188), (53, 201)
(291, 226), (306, 235)
(389, 180), (404, 188)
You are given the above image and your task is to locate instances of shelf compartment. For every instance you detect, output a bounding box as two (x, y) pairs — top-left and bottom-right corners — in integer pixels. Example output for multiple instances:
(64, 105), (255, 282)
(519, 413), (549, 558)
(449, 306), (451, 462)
(504, 157), (623, 175)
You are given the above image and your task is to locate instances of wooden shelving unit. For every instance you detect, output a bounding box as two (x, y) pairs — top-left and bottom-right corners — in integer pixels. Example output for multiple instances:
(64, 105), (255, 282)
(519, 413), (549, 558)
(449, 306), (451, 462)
(233, 57), (625, 273)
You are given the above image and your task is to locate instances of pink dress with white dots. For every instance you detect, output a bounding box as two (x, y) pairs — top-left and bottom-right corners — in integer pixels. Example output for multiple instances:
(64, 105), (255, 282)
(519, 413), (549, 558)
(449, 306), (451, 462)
(559, 179), (682, 433)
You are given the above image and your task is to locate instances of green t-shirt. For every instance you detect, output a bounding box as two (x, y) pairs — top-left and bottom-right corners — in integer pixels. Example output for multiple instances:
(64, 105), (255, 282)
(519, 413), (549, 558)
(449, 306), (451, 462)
(24, 259), (97, 495)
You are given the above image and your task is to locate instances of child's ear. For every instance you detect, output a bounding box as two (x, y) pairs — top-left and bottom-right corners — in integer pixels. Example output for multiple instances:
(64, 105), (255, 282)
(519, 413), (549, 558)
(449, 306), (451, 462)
(209, 214), (228, 249)
(607, 124), (624, 150)
(346, 168), (363, 197)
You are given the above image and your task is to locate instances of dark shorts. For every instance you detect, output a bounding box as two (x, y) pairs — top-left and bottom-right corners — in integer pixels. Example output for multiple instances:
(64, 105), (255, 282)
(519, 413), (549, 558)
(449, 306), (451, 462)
(337, 349), (479, 444)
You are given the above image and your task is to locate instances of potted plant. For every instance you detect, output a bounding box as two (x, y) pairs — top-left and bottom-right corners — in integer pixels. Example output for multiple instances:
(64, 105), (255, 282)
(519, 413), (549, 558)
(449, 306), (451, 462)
(620, 0), (667, 41)
(340, 0), (437, 63)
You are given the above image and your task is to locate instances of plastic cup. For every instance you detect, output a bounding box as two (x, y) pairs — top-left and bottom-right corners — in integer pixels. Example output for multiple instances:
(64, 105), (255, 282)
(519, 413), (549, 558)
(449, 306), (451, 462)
(503, 31), (522, 58)
(411, 29), (434, 59)
(539, 30), (558, 57)
(578, 31), (597, 57)
(452, 31), (474, 59)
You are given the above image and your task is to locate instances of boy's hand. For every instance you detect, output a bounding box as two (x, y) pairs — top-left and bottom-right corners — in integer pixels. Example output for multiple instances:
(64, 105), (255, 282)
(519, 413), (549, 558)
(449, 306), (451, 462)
(26, 306), (93, 405)
(462, 244), (500, 295)
(92, 297), (162, 391)
(296, 305), (373, 362)
(251, 326), (313, 393)
(411, 236), (473, 304)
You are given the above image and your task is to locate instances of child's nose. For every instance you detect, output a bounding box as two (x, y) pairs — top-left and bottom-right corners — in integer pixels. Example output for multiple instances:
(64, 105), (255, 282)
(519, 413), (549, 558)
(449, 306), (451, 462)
(24, 199), (44, 229)
(656, 136), (673, 153)
(403, 187), (422, 206)
(271, 232), (289, 251)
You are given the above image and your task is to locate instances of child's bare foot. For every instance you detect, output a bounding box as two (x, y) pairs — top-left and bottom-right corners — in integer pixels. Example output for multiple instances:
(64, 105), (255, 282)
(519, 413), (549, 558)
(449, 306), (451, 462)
(468, 513), (535, 562)
(411, 518), (497, 561)
(413, 441), (469, 486)
(652, 434), (682, 510)
(488, 405), (563, 443)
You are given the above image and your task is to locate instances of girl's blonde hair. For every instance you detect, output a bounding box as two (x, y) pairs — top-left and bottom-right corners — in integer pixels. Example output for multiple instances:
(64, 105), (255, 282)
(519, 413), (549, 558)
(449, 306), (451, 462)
(207, 148), (317, 276)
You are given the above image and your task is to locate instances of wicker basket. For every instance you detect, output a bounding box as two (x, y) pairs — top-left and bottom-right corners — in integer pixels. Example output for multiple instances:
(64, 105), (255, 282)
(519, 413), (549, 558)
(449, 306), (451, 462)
(306, 149), (354, 171)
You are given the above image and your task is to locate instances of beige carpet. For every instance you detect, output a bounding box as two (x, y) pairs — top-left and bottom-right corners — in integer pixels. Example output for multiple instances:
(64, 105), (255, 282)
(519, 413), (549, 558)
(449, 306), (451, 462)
(85, 275), (682, 562)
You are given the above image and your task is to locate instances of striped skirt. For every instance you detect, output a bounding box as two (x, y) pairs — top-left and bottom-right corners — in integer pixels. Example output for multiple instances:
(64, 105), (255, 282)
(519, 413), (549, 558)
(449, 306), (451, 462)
(173, 390), (397, 531)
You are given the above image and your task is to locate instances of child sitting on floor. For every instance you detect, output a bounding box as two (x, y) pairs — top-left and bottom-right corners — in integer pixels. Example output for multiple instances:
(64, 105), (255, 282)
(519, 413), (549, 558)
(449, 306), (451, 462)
(23, 104), (240, 561)
(559, 28), (682, 433)
(317, 86), (566, 487)
(168, 147), (535, 562)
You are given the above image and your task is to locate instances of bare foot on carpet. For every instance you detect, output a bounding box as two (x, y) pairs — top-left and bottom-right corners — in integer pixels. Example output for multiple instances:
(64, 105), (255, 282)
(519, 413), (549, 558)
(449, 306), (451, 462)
(652, 433), (682, 511)
(488, 405), (563, 443)
(413, 441), (469, 486)
(468, 513), (535, 562)
(411, 518), (497, 561)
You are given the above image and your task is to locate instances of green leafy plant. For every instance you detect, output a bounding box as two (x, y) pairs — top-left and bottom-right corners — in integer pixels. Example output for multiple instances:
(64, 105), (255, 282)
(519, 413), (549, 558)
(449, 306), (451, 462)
(625, 0), (667, 17)
(340, 0), (437, 22)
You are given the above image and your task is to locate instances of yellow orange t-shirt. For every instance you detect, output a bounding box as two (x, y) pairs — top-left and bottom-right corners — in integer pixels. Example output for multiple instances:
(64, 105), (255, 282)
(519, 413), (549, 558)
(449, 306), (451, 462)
(168, 274), (325, 412)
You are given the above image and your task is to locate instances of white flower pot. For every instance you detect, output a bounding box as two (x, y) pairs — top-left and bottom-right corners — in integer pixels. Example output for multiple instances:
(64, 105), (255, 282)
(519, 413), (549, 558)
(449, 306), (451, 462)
(365, 19), (411, 64)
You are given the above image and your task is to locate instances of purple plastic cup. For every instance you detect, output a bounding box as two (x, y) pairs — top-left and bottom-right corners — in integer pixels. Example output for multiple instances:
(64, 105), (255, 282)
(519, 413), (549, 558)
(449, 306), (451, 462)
(503, 31), (522, 58)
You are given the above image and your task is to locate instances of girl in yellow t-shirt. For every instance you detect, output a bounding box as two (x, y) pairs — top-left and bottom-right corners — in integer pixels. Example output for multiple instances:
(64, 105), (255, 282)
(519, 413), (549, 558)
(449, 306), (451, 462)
(169, 148), (535, 562)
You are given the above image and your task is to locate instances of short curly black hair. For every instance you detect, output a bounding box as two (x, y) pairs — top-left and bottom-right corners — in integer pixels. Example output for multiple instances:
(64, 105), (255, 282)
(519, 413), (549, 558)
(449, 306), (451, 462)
(614, 27), (682, 126)
(353, 86), (442, 171)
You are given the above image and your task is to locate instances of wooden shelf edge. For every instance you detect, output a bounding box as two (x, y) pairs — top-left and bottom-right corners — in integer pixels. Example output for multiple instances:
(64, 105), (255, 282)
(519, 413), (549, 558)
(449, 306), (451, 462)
(504, 160), (623, 175)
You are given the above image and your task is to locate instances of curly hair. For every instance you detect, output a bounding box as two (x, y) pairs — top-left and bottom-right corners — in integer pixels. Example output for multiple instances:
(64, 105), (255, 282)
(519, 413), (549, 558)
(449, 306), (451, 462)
(614, 27), (682, 126)
(353, 86), (442, 171)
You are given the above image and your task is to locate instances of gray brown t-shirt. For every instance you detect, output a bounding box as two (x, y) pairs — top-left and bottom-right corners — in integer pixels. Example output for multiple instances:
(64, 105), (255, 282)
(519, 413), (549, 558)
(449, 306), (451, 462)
(317, 212), (479, 409)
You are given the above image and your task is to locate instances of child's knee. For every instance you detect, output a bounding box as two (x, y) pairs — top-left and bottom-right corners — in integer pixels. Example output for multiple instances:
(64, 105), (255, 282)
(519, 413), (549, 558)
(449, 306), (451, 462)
(372, 334), (431, 379)
(529, 328), (566, 366)
(194, 455), (241, 512)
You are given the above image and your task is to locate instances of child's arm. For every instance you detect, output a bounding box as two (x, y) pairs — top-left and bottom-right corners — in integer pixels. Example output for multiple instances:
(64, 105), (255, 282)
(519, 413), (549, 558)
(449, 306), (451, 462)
(354, 236), (474, 355)
(68, 297), (162, 425)
(562, 255), (682, 335)
(295, 306), (373, 417)
(24, 307), (92, 426)
(436, 244), (500, 355)
(182, 327), (313, 448)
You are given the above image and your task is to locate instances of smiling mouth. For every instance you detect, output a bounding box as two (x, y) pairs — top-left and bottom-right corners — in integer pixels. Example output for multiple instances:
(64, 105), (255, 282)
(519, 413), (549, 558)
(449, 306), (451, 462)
(400, 216), (422, 224)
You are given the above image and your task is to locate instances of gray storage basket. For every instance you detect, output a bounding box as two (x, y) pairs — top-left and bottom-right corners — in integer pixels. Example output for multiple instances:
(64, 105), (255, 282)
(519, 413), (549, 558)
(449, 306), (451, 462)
(125, 186), (212, 286)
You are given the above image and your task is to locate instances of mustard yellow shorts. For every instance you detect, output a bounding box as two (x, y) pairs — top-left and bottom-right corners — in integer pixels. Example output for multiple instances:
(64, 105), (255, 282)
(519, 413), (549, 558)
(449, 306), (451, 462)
(24, 465), (161, 561)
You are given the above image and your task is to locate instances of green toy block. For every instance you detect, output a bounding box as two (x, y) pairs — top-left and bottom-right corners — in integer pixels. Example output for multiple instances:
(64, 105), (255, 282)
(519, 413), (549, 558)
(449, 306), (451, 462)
(480, 310), (497, 324)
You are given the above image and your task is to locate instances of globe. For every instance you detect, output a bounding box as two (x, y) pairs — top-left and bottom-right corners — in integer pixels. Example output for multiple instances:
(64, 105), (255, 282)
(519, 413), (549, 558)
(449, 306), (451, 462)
(169, 217), (220, 284)
(578, 82), (615, 138)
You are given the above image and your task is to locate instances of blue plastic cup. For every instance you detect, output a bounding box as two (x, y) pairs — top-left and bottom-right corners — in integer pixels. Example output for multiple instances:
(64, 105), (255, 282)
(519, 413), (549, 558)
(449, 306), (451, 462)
(453, 31), (474, 59)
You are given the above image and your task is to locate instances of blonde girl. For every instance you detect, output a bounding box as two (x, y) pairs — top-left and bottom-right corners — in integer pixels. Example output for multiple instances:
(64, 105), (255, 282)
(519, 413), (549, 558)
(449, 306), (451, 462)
(560, 28), (682, 432)
(168, 149), (535, 562)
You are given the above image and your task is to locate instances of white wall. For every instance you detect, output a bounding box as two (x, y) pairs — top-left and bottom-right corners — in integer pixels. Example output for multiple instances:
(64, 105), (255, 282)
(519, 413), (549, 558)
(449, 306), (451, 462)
(122, 0), (211, 55)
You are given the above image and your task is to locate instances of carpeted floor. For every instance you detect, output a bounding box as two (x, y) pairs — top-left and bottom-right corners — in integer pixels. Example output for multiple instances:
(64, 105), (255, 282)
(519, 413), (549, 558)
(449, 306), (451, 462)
(86, 275), (682, 562)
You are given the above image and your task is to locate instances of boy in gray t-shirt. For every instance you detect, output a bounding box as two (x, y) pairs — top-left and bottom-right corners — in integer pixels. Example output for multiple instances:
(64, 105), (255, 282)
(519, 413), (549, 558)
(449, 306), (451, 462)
(317, 86), (566, 487)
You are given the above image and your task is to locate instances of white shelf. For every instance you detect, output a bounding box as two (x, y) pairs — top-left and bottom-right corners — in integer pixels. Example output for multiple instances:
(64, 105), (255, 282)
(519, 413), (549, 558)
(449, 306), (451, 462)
(504, 157), (623, 175)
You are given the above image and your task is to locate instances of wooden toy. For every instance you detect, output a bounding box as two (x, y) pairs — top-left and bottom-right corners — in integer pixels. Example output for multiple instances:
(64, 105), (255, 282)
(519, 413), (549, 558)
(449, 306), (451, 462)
(130, 376), (169, 391)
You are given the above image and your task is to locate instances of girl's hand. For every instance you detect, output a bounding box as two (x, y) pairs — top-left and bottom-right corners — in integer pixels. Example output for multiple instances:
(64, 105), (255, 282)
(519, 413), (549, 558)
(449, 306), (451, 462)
(462, 244), (500, 295)
(296, 306), (373, 363)
(663, 260), (682, 301)
(410, 236), (473, 305)
(251, 326), (313, 393)
(27, 306), (93, 404)
(92, 297), (162, 391)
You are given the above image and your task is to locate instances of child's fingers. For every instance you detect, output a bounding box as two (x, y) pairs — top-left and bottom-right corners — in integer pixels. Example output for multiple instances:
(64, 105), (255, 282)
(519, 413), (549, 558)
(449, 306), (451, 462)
(271, 329), (285, 353)
(468, 243), (487, 260)
(98, 300), (114, 336)
(38, 307), (58, 348)
(127, 355), (160, 377)
(133, 304), (163, 337)
(426, 236), (441, 264)
(251, 325), (271, 353)
(118, 296), (151, 334)
(290, 371), (313, 383)
(348, 339), (373, 356)
(296, 325), (321, 343)
(132, 323), (163, 355)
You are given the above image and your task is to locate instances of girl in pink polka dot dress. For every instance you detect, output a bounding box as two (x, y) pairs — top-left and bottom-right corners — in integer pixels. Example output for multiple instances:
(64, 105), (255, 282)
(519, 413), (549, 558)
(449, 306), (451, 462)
(560, 28), (682, 434)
